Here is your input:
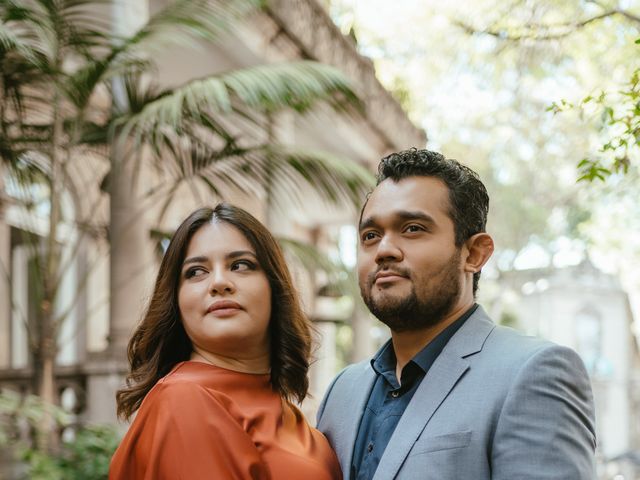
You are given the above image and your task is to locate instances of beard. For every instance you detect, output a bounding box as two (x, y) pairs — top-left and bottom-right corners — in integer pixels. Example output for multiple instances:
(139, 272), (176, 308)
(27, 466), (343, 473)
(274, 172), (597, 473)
(360, 250), (462, 332)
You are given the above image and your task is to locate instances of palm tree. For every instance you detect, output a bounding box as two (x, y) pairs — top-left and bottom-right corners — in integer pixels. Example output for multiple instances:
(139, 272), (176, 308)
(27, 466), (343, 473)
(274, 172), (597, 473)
(0, 0), (373, 449)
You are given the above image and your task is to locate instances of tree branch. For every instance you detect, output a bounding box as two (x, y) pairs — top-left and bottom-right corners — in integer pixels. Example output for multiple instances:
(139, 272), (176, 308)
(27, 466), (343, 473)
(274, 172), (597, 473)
(456, 8), (640, 42)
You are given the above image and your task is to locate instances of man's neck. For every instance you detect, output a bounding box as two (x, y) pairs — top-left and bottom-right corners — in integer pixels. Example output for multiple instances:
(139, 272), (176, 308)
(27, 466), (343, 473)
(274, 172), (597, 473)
(391, 301), (474, 381)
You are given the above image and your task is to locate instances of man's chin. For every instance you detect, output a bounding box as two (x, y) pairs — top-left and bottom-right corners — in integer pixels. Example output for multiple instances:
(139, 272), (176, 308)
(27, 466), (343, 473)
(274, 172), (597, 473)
(363, 291), (452, 332)
(371, 283), (411, 298)
(367, 294), (412, 316)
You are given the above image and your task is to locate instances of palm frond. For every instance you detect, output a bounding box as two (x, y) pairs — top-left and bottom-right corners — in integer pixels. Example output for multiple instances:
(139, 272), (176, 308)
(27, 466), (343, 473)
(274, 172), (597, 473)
(157, 136), (266, 196)
(139, 130), (374, 212)
(223, 61), (362, 114)
(64, 119), (108, 145)
(253, 145), (374, 208)
(278, 237), (360, 299)
(59, 0), (255, 111)
(0, 2), (51, 66)
(0, 22), (39, 65)
(124, 0), (260, 52)
(3, 0), (60, 64)
(117, 61), (361, 141)
(63, 56), (151, 110)
(116, 76), (232, 139)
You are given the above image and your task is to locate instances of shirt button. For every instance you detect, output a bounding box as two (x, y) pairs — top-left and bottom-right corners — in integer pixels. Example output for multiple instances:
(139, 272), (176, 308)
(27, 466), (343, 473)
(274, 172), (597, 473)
(367, 443), (374, 453)
(391, 390), (399, 398)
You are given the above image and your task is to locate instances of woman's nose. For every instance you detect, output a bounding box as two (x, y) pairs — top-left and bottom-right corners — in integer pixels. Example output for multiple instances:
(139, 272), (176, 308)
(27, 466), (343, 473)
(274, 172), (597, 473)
(208, 268), (235, 295)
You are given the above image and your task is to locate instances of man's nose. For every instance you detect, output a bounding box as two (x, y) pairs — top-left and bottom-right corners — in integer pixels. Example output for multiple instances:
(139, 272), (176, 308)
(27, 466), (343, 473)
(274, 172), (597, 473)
(208, 268), (235, 295)
(374, 235), (403, 264)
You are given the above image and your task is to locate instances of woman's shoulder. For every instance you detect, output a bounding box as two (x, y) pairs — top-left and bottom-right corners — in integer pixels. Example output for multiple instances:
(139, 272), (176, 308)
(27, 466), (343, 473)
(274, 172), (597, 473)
(282, 400), (323, 435)
(142, 361), (276, 420)
(157, 360), (204, 382)
(141, 362), (222, 410)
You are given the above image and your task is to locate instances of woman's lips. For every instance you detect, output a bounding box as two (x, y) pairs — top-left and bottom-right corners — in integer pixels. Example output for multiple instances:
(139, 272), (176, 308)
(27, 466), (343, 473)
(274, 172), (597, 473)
(206, 300), (242, 317)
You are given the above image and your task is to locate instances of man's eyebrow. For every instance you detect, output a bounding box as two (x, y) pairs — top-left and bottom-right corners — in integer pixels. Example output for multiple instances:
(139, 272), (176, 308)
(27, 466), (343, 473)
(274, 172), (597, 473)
(359, 210), (436, 232)
(182, 251), (257, 267)
(396, 210), (437, 225)
(358, 216), (378, 232)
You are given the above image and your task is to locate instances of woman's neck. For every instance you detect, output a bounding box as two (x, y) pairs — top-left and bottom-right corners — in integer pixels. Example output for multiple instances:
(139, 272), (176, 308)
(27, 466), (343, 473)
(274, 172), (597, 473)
(190, 348), (270, 375)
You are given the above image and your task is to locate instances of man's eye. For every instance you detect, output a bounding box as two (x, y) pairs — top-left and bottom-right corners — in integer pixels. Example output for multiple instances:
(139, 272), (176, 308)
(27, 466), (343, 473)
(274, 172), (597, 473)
(362, 231), (378, 242)
(405, 225), (424, 233)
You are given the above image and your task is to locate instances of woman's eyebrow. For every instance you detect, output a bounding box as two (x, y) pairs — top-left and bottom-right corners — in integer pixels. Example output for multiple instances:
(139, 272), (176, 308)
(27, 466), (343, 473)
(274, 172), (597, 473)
(227, 250), (257, 260)
(182, 251), (257, 267)
(183, 255), (208, 267)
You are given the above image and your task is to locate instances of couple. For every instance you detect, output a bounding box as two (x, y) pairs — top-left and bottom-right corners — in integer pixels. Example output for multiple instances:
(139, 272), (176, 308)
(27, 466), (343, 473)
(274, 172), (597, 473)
(109, 149), (596, 479)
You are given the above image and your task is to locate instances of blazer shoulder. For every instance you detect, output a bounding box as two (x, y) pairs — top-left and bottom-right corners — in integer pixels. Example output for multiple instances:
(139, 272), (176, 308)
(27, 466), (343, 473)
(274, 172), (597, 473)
(316, 359), (372, 423)
(483, 324), (590, 388)
(486, 323), (559, 358)
(328, 359), (372, 389)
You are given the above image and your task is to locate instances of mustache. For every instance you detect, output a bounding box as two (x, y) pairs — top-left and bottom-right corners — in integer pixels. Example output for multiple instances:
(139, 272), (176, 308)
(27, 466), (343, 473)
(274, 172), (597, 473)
(367, 264), (411, 285)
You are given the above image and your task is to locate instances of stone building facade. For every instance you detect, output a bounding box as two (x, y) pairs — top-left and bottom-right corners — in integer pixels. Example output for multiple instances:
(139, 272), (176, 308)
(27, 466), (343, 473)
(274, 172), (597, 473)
(493, 260), (640, 478)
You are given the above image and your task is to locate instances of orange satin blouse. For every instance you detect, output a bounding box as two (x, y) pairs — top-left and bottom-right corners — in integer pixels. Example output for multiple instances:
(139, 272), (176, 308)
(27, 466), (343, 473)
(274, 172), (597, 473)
(109, 361), (341, 480)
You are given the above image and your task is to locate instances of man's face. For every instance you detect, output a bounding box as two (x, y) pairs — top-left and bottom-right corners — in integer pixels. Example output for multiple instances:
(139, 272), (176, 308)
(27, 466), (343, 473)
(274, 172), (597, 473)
(357, 176), (463, 332)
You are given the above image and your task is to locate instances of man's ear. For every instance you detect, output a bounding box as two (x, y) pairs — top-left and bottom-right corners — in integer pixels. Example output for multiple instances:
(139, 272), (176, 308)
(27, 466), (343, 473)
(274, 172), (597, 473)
(463, 233), (494, 273)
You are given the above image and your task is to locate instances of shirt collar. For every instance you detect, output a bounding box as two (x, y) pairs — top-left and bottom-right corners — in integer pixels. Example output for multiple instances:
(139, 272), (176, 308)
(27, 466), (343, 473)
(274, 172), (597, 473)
(371, 340), (396, 377)
(371, 303), (478, 375)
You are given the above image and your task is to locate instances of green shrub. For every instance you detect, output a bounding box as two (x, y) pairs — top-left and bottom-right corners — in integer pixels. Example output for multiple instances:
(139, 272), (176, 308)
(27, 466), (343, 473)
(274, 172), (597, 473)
(0, 390), (121, 480)
(55, 425), (121, 480)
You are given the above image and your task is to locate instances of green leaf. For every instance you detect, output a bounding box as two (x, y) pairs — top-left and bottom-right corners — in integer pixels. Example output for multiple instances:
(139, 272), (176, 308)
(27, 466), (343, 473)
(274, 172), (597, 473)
(118, 61), (360, 141)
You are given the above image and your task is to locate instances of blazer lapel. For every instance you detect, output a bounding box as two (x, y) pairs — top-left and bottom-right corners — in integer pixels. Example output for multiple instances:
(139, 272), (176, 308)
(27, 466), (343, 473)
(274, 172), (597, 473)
(338, 362), (377, 480)
(372, 307), (495, 480)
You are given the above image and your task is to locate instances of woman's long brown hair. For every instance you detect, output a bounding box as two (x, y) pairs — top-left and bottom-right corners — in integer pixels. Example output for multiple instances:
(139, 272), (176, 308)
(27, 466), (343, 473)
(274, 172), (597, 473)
(116, 203), (312, 420)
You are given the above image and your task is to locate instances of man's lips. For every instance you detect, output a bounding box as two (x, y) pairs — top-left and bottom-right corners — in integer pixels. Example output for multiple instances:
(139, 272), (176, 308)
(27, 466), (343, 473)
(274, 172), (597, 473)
(206, 300), (242, 316)
(374, 271), (408, 284)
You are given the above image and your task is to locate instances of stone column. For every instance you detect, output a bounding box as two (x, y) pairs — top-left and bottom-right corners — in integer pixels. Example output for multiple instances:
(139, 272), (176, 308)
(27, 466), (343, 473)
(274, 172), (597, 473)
(0, 174), (11, 369)
(107, 0), (151, 357)
(84, 0), (151, 426)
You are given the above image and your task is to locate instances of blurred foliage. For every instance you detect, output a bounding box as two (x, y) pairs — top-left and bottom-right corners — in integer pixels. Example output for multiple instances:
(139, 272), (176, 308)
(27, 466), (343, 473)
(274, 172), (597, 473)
(0, 390), (120, 480)
(49, 425), (120, 480)
(498, 310), (519, 329)
(455, 0), (640, 180)
(549, 56), (640, 182)
(329, 0), (639, 272)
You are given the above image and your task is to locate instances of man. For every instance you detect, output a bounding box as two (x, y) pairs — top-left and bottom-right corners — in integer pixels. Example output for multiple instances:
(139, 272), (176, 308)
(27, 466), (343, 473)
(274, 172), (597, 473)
(317, 149), (596, 480)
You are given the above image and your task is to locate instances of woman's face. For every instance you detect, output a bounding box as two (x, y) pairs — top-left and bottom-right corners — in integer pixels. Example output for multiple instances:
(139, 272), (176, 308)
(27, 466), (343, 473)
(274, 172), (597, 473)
(178, 221), (272, 361)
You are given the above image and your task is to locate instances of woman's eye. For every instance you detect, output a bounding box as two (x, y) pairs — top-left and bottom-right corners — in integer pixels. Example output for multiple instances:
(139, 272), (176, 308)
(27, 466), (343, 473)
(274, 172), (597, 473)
(185, 267), (207, 279)
(231, 260), (255, 272)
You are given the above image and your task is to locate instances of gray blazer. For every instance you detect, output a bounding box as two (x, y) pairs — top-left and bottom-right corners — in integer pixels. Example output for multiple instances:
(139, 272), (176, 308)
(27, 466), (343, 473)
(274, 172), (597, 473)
(317, 306), (596, 480)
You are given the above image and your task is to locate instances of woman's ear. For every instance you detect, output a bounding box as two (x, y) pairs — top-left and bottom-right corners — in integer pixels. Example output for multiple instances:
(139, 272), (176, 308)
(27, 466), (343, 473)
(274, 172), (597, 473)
(463, 233), (494, 273)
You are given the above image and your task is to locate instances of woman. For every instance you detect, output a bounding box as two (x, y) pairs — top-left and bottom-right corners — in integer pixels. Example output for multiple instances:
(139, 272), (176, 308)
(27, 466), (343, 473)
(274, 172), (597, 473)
(110, 204), (341, 480)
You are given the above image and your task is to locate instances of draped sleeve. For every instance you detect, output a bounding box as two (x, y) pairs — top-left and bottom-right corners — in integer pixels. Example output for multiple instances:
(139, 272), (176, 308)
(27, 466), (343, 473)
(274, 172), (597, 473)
(109, 380), (270, 480)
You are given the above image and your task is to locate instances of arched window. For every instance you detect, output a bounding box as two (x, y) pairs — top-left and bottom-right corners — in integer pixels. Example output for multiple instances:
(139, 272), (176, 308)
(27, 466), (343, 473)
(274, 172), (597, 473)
(575, 306), (609, 377)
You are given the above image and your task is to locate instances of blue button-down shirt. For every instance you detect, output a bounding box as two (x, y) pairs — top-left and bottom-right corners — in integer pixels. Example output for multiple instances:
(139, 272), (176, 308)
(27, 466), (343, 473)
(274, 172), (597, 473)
(351, 304), (477, 480)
